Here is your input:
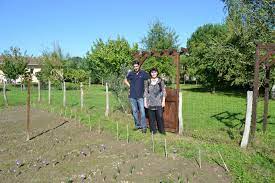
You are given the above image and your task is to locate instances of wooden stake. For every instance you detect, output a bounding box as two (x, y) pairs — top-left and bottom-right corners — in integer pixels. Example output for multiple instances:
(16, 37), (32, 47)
(199, 148), (201, 169)
(89, 115), (92, 131)
(37, 80), (41, 102)
(26, 78), (31, 141)
(178, 91), (183, 135)
(218, 151), (229, 172)
(80, 82), (84, 110)
(151, 132), (155, 153)
(165, 138), (168, 158)
(48, 79), (51, 105)
(116, 121), (119, 141)
(3, 80), (8, 107)
(98, 120), (101, 134)
(63, 81), (66, 107)
(105, 83), (109, 117)
(127, 124), (129, 143)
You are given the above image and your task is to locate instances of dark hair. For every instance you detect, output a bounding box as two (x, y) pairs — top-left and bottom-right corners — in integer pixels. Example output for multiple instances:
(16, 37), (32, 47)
(149, 68), (159, 77)
(149, 67), (158, 73)
(132, 60), (140, 66)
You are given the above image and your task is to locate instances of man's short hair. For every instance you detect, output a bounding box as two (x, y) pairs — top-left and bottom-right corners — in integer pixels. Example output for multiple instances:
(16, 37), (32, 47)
(132, 60), (140, 66)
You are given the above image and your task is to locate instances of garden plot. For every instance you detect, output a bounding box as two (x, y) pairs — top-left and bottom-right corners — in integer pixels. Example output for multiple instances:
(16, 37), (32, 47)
(0, 106), (230, 182)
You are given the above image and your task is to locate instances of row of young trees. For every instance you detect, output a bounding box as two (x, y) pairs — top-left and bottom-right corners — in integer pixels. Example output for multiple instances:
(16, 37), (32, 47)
(1, 0), (273, 92)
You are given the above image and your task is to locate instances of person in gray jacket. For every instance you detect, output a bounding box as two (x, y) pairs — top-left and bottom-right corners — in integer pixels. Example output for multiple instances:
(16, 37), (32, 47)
(144, 68), (166, 134)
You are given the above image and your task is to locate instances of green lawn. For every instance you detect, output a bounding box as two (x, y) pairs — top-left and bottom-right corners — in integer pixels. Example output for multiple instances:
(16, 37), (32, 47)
(0, 83), (274, 182)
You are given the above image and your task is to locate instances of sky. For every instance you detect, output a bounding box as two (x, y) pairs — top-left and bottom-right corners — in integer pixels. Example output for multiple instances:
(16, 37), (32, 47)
(0, 0), (226, 57)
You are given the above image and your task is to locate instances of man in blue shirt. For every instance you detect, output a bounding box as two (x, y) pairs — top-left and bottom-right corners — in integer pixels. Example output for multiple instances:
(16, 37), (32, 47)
(124, 60), (149, 133)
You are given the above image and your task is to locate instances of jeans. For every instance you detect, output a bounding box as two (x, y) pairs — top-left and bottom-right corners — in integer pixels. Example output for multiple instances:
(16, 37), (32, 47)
(148, 107), (165, 134)
(129, 98), (146, 129)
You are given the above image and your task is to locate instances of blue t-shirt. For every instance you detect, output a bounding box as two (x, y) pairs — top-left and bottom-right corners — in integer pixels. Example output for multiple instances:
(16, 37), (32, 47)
(127, 70), (149, 99)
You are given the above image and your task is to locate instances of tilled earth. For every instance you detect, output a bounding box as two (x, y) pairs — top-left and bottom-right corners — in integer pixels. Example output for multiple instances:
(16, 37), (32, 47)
(0, 106), (230, 182)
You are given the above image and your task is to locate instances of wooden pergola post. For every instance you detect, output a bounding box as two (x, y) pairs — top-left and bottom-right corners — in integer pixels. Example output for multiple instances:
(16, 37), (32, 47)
(251, 46), (260, 140)
(251, 43), (275, 141)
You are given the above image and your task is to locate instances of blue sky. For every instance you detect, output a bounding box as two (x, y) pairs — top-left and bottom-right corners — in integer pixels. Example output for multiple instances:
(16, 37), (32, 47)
(0, 0), (226, 57)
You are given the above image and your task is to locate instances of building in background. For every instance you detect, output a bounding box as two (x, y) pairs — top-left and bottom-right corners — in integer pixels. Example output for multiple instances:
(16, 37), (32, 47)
(0, 56), (41, 84)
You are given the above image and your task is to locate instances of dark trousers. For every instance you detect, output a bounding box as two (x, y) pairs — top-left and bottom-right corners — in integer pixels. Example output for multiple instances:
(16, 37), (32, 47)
(148, 107), (165, 134)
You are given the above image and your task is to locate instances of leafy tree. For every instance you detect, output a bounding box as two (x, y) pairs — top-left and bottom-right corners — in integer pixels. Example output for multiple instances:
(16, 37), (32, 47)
(37, 43), (66, 86)
(186, 24), (230, 91)
(142, 20), (179, 51)
(0, 47), (28, 82)
(222, 0), (274, 86)
(86, 36), (137, 82)
(141, 20), (180, 81)
(64, 68), (88, 83)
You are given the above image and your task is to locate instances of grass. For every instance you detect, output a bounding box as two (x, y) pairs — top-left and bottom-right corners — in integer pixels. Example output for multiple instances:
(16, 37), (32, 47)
(0, 83), (274, 182)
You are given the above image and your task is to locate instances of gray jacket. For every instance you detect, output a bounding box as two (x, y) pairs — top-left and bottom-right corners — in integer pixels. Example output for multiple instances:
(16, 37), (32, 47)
(144, 78), (166, 110)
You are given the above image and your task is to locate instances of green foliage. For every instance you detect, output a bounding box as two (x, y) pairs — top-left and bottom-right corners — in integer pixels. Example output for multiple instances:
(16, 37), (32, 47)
(0, 47), (28, 81)
(141, 20), (179, 82)
(106, 64), (131, 113)
(37, 43), (67, 87)
(86, 36), (136, 82)
(64, 68), (88, 83)
(186, 0), (274, 89)
(223, 0), (274, 43)
(63, 56), (88, 71)
(141, 20), (179, 51)
(141, 56), (176, 83)
(187, 24), (231, 90)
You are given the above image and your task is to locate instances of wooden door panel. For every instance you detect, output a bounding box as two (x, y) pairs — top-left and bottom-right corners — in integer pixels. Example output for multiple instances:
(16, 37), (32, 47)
(145, 88), (179, 133)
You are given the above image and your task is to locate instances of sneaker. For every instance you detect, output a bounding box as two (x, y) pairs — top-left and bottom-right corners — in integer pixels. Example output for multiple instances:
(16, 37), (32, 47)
(133, 127), (142, 131)
(141, 128), (147, 133)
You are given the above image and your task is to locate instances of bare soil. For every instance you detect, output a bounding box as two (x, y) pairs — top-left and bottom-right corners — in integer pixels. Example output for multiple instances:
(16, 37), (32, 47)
(0, 106), (231, 182)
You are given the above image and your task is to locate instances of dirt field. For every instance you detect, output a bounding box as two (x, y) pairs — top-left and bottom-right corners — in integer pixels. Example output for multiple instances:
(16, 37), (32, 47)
(0, 106), (230, 183)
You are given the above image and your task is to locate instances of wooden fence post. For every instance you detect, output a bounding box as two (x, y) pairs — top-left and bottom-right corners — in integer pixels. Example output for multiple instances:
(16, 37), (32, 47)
(89, 77), (91, 88)
(105, 82), (109, 117)
(178, 91), (183, 134)
(48, 79), (51, 105)
(241, 91), (253, 148)
(26, 78), (31, 141)
(3, 80), (8, 107)
(80, 82), (84, 110)
(63, 81), (66, 107)
(37, 80), (41, 102)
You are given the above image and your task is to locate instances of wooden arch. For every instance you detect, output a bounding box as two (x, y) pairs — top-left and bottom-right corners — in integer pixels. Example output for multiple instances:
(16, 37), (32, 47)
(133, 47), (188, 91)
(133, 48), (188, 133)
